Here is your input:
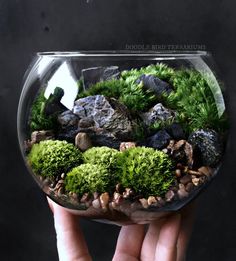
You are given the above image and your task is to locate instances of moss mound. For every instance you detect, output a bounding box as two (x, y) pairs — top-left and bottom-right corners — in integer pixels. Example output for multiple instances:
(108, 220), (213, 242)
(28, 140), (82, 177)
(65, 163), (110, 196)
(117, 147), (174, 197)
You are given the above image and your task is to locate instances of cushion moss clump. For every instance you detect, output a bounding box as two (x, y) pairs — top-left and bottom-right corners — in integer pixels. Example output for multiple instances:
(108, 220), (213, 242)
(28, 140), (82, 178)
(117, 147), (174, 197)
(83, 146), (120, 188)
(64, 163), (110, 196)
(83, 146), (120, 169)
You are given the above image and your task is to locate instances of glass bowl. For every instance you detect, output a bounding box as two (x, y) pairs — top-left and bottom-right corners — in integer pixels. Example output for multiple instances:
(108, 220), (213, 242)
(17, 51), (228, 225)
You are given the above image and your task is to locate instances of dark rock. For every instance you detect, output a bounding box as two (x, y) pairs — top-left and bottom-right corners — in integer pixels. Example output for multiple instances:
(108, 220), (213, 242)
(166, 123), (185, 140)
(57, 129), (78, 142)
(146, 130), (171, 149)
(58, 110), (79, 127)
(137, 74), (172, 96)
(188, 129), (223, 166)
(88, 130), (121, 149)
(141, 103), (176, 126)
(73, 95), (133, 140)
(82, 66), (120, 90)
(44, 87), (67, 115)
(78, 118), (95, 128)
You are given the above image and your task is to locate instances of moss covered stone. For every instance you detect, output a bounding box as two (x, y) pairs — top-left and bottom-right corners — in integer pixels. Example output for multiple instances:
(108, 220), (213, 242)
(117, 147), (174, 197)
(64, 163), (110, 196)
(28, 140), (82, 178)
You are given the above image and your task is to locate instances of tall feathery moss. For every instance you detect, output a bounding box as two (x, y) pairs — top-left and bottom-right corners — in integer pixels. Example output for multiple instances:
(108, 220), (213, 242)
(30, 90), (57, 131)
(28, 140), (82, 178)
(163, 69), (228, 133)
(64, 163), (111, 196)
(117, 147), (174, 197)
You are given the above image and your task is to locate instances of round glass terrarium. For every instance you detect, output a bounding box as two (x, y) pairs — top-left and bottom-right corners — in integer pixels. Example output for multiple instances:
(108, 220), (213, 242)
(18, 51), (228, 225)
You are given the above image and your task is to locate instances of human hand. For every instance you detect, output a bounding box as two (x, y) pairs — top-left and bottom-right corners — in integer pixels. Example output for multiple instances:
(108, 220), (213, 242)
(47, 198), (195, 261)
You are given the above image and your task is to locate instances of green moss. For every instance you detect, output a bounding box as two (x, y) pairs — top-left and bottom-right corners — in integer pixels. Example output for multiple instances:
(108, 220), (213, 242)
(83, 146), (120, 187)
(120, 63), (175, 83)
(83, 146), (120, 169)
(30, 90), (57, 131)
(117, 147), (174, 197)
(64, 163), (110, 196)
(28, 140), (82, 178)
(163, 69), (228, 133)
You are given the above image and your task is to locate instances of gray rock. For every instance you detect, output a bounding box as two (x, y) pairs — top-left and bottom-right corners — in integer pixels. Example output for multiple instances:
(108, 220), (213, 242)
(73, 95), (133, 140)
(141, 103), (175, 126)
(188, 129), (223, 166)
(58, 110), (79, 127)
(146, 130), (171, 149)
(137, 74), (172, 96)
(82, 66), (120, 90)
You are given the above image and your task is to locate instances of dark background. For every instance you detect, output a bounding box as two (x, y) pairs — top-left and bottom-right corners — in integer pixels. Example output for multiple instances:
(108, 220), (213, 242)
(0, 0), (236, 260)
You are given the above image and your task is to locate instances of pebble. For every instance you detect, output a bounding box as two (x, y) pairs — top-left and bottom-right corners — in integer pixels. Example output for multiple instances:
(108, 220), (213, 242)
(192, 177), (200, 186)
(165, 190), (176, 202)
(93, 192), (99, 199)
(61, 173), (65, 179)
(177, 188), (189, 199)
(31, 130), (54, 144)
(92, 198), (101, 209)
(180, 174), (192, 185)
(156, 197), (166, 206)
(123, 188), (134, 199)
(120, 142), (136, 152)
(198, 166), (213, 177)
(139, 198), (149, 208)
(75, 132), (93, 152)
(57, 187), (64, 196)
(113, 192), (122, 205)
(115, 183), (123, 193)
(80, 193), (90, 203)
(147, 196), (157, 206)
(100, 192), (109, 210)
(70, 192), (79, 203)
(185, 182), (194, 192)
(175, 169), (182, 178)
(188, 170), (202, 176)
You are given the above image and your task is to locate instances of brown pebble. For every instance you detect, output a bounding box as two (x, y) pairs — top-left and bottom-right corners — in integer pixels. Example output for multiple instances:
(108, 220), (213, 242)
(123, 188), (134, 199)
(93, 192), (99, 199)
(188, 169), (202, 176)
(61, 173), (65, 179)
(139, 198), (148, 208)
(100, 192), (109, 210)
(147, 196), (157, 206)
(80, 193), (90, 203)
(198, 166), (213, 177)
(57, 187), (64, 196)
(180, 174), (192, 185)
(185, 182), (194, 192)
(175, 169), (182, 178)
(75, 132), (92, 152)
(115, 183), (123, 193)
(113, 192), (122, 204)
(31, 130), (54, 144)
(92, 198), (101, 209)
(156, 196), (166, 206)
(70, 192), (79, 203)
(179, 183), (185, 190)
(165, 190), (176, 202)
(120, 142), (136, 152)
(192, 177), (200, 186)
(177, 188), (189, 199)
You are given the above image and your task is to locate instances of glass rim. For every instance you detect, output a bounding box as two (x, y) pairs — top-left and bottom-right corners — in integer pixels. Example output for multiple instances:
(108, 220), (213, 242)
(36, 50), (210, 58)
